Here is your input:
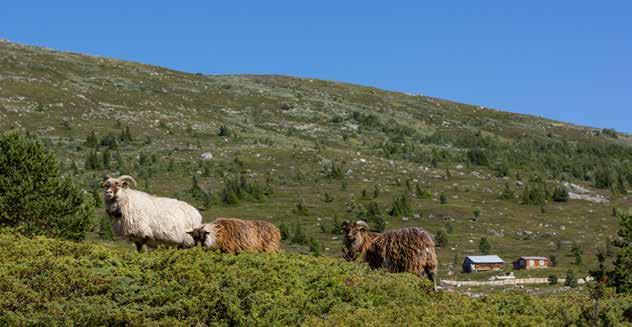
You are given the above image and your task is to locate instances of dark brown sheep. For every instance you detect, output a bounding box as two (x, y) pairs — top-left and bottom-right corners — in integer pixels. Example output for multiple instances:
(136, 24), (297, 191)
(342, 220), (438, 286)
(187, 218), (281, 254)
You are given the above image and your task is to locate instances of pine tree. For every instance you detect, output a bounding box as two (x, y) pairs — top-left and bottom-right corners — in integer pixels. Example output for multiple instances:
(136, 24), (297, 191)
(279, 223), (290, 240)
(309, 238), (321, 256)
(0, 133), (93, 240)
(572, 242), (583, 265)
(435, 229), (448, 247)
(92, 188), (103, 208)
(552, 185), (569, 202)
(102, 148), (111, 169)
(440, 192), (448, 204)
(291, 223), (307, 244)
(86, 130), (98, 148)
(609, 210), (632, 293)
(85, 150), (100, 170)
(389, 193), (412, 216)
(565, 270), (578, 288)
(479, 237), (491, 255)
(473, 207), (481, 219)
(373, 184), (380, 198)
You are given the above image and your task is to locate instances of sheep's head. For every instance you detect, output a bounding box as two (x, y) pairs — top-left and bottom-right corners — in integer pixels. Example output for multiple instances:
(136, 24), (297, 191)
(341, 220), (370, 261)
(186, 226), (207, 246)
(101, 175), (137, 202)
(186, 225), (216, 248)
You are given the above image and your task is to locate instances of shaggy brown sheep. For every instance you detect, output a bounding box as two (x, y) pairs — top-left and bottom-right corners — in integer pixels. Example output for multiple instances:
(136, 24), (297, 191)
(342, 220), (438, 286)
(187, 218), (281, 254)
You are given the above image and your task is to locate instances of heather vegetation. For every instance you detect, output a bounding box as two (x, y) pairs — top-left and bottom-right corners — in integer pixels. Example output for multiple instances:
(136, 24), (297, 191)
(1, 233), (631, 326)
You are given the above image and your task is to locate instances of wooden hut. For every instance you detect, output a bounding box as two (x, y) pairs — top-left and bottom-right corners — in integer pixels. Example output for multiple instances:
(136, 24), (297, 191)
(462, 255), (505, 273)
(513, 256), (552, 270)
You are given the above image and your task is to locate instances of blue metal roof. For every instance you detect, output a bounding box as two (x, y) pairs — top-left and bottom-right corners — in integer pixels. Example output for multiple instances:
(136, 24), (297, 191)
(465, 255), (504, 263)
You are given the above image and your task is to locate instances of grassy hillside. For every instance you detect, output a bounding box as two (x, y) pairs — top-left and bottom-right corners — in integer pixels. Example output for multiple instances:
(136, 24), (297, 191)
(1, 39), (631, 283)
(2, 233), (631, 326)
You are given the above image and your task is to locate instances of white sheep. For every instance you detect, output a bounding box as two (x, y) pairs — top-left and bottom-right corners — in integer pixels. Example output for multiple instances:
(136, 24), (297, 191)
(102, 175), (201, 251)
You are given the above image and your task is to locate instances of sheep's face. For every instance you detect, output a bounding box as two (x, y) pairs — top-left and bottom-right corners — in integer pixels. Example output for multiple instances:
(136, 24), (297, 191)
(101, 175), (135, 202)
(342, 220), (369, 260)
(187, 225), (216, 248)
(187, 227), (208, 246)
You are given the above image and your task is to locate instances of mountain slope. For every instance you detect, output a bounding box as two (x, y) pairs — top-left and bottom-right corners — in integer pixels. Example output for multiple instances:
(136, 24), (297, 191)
(1, 39), (630, 280)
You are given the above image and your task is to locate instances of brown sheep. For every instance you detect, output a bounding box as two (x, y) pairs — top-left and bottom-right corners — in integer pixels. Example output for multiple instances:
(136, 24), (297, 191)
(342, 220), (438, 287)
(187, 218), (281, 254)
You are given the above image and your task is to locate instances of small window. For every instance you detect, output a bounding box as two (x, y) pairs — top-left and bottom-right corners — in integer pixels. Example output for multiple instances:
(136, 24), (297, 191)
(528, 260), (534, 266)
(539, 260), (545, 266)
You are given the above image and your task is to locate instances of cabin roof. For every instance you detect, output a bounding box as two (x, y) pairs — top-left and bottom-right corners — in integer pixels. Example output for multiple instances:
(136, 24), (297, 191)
(464, 255), (504, 263)
(519, 256), (549, 261)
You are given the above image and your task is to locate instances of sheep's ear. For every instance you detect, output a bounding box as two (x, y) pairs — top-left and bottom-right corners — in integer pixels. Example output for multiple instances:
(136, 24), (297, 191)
(357, 221), (370, 231)
(101, 175), (111, 187)
(342, 220), (350, 228)
(121, 180), (130, 188)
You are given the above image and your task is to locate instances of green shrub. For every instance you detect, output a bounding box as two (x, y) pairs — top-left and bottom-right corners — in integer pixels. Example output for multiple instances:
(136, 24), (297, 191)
(550, 255), (558, 267)
(473, 207), (481, 219)
(279, 223), (290, 241)
(479, 237), (491, 255)
(291, 223), (307, 244)
(218, 125), (232, 137)
(0, 133), (93, 240)
(439, 192), (448, 204)
(565, 270), (578, 288)
(415, 183), (432, 199)
(467, 148), (489, 166)
(610, 210), (632, 293)
(98, 214), (113, 240)
(552, 185), (570, 202)
(389, 193), (412, 217)
(309, 238), (321, 256)
(499, 183), (515, 200)
(548, 274), (558, 285)
(572, 242), (583, 265)
(1, 233), (630, 326)
(293, 199), (309, 216)
(522, 185), (546, 206)
(435, 229), (448, 247)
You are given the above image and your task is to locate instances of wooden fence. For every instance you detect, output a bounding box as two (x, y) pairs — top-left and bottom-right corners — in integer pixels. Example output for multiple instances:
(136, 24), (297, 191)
(440, 276), (593, 287)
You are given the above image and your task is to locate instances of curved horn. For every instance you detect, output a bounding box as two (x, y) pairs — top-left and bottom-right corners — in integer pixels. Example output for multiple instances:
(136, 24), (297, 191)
(118, 175), (137, 187)
(102, 175), (112, 182)
(356, 220), (370, 231)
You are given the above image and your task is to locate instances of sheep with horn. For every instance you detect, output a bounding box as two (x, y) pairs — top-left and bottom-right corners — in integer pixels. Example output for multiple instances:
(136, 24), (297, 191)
(102, 175), (202, 251)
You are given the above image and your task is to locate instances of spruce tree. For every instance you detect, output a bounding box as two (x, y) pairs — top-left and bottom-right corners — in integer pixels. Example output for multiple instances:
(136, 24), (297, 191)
(0, 133), (93, 240)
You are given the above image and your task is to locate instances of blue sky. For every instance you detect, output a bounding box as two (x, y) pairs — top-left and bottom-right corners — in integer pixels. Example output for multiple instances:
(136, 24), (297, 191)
(2, 1), (631, 132)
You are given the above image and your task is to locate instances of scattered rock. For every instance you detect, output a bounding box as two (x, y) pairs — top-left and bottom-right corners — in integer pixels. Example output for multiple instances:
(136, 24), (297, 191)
(200, 152), (214, 160)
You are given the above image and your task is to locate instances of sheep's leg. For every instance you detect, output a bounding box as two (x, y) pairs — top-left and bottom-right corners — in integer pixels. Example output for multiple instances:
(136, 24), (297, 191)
(423, 267), (435, 282)
(424, 266), (438, 291)
(135, 240), (146, 252)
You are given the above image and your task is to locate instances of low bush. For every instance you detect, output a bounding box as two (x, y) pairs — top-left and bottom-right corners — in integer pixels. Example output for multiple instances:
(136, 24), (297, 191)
(0, 234), (630, 325)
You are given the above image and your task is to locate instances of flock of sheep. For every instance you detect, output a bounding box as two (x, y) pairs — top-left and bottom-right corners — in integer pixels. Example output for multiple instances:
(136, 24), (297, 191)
(101, 175), (438, 285)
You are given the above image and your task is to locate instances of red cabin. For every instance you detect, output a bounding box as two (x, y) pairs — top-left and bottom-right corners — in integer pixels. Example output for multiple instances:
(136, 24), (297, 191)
(513, 256), (552, 270)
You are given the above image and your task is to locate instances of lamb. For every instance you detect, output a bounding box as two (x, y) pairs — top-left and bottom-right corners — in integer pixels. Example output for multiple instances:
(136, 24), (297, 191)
(342, 220), (438, 286)
(187, 218), (281, 254)
(102, 175), (202, 251)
